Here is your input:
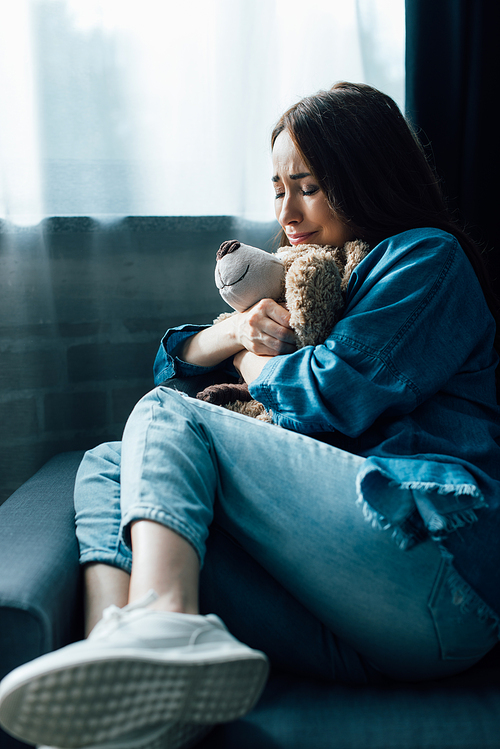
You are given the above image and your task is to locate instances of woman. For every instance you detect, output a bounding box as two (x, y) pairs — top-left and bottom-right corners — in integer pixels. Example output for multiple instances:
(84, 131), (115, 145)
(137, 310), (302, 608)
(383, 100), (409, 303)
(1, 82), (500, 749)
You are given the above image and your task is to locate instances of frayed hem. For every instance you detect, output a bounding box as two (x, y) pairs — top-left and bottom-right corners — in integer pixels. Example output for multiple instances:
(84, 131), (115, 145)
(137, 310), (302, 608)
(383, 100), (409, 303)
(356, 465), (486, 547)
(424, 508), (480, 535)
(390, 479), (484, 500)
(355, 495), (482, 549)
(356, 497), (421, 550)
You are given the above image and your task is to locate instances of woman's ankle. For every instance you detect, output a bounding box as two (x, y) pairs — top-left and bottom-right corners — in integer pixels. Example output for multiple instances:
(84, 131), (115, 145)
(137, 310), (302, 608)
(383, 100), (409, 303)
(143, 591), (199, 615)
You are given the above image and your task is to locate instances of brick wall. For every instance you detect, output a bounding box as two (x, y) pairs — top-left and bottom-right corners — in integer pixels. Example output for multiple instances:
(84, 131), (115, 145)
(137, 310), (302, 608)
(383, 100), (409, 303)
(0, 216), (277, 504)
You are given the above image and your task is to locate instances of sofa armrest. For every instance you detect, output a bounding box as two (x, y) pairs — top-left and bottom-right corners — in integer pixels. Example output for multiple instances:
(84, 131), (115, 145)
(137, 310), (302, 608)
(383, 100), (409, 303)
(0, 451), (85, 747)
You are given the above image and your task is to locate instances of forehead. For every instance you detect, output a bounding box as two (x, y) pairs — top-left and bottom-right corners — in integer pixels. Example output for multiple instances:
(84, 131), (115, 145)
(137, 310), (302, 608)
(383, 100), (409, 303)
(272, 131), (308, 177)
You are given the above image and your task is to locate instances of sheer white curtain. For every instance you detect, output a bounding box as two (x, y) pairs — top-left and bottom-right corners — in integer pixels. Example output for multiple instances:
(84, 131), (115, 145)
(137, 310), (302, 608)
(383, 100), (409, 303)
(0, 0), (405, 224)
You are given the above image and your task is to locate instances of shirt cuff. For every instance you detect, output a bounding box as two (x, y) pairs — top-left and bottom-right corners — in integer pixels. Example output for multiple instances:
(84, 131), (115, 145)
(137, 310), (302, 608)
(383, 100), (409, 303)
(153, 324), (238, 385)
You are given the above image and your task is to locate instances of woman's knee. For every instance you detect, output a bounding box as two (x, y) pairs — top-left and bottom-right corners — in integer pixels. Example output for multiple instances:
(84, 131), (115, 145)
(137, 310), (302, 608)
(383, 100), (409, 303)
(124, 386), (187, 433)
(81, 441), (122, 468)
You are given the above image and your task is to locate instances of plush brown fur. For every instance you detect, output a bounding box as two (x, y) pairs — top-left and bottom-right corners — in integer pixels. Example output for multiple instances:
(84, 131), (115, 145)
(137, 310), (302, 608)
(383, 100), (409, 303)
(197, 239), (369, 421)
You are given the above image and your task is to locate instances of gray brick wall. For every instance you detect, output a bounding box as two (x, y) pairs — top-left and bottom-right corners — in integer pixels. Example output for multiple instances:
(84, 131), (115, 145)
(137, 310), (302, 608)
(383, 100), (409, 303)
(0, 216), (277, 504)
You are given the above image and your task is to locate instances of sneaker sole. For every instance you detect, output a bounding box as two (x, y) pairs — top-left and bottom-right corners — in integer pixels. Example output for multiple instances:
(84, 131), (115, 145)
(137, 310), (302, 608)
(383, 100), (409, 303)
(38, 721), (212, 749)
(0, 649), (268, 748)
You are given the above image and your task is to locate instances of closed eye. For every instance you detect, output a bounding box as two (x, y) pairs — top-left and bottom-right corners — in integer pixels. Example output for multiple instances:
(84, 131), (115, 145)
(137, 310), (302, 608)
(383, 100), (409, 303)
(275, 187), (319, 199)
(217, 264), (250, 288)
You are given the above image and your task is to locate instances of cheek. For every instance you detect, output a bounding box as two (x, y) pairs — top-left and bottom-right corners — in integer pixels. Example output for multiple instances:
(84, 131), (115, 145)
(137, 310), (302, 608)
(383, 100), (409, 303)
(335, 222), (353, 244)
(317, 200), (349, 240)
(312, 196), (333, 223)
(323, 217), (349, 244)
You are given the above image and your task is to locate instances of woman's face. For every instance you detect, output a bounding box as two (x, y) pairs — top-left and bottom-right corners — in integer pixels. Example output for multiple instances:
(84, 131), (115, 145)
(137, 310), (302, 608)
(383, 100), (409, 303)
(272, 130), (353, 247)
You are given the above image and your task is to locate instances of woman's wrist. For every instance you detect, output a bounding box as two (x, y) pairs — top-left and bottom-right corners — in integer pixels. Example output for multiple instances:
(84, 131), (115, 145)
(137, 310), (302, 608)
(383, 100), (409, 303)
(180, 315), (243, 368)
(233, 350), (273, 385)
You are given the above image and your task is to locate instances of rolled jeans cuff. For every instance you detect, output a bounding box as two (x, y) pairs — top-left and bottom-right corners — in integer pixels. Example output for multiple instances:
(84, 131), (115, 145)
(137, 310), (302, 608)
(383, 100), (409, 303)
(78, 548), (133, 575)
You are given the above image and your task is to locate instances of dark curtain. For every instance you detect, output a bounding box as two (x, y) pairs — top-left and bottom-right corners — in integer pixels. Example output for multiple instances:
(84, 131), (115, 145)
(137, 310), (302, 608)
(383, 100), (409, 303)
(405, 0), (500, 288)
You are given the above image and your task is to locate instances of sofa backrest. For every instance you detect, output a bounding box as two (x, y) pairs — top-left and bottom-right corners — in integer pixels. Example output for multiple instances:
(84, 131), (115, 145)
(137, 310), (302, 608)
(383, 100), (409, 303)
(0, 216), (278, 504)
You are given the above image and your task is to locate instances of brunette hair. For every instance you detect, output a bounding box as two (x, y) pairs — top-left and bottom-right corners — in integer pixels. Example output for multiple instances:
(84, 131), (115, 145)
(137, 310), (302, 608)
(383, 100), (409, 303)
(272, 82), (499, 371)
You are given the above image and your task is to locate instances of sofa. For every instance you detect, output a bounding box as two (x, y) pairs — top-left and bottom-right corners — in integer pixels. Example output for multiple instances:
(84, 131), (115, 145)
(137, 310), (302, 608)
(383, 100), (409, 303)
(1, 389), (500, 749)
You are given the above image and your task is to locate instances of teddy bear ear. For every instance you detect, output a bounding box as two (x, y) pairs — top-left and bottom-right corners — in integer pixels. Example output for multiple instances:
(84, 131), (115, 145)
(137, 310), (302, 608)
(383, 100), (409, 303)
(217, 240), (241, 260)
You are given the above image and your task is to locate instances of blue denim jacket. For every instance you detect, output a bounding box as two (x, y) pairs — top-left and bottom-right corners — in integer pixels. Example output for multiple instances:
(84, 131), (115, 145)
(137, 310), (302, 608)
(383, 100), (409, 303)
(154, 228), (500, 625)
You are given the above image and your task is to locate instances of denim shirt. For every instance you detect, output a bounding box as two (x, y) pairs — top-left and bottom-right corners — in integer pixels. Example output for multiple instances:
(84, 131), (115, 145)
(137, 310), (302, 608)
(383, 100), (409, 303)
(154, 228), (500, 625)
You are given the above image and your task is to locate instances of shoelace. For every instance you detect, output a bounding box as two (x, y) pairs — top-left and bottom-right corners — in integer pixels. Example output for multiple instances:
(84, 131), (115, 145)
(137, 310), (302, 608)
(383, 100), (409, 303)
(89, 589), (159, 639)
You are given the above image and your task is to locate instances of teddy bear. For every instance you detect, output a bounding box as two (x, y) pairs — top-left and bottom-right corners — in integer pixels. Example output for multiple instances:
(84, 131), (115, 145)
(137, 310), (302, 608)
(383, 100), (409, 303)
(196, 238), (370, 421)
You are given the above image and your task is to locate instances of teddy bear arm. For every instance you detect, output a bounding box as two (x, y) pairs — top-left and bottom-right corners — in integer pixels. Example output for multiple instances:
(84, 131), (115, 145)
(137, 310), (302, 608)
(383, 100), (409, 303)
(197, 381), (252, 405)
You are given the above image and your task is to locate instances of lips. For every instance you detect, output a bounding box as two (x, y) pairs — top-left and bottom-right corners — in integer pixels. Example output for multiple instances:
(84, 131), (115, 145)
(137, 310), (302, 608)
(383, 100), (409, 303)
(287, 232), (316, 245)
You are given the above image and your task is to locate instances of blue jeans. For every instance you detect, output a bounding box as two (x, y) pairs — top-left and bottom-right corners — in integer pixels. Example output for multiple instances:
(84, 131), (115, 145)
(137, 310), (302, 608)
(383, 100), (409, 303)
(74, 387), (498, 684)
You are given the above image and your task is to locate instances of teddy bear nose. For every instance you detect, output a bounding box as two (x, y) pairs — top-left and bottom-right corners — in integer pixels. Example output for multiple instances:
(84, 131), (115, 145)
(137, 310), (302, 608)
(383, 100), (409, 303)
(217, 240), (241, 261)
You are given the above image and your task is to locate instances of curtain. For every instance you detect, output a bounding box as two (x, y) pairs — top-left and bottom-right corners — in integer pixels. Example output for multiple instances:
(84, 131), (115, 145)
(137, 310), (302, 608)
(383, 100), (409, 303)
(405, 0), (499, 284)
(0, 0), (405, 225)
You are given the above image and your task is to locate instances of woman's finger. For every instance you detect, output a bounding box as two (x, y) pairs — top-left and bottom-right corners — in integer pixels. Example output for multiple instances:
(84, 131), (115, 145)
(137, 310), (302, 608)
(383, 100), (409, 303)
(237, 299), (297, 355)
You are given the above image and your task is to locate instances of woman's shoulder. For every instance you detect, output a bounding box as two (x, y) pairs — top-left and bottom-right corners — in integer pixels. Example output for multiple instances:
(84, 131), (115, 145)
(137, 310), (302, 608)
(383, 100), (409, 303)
(369, 227), (460, 268)
(343, 226), (490, 328)
(348, 227), (469, 295)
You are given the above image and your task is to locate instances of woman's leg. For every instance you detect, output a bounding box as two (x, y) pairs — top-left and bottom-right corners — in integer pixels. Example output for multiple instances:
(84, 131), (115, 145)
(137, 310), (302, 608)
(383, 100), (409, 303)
(119, 386), (497, 682)
(75, 441), (202, 622)
(128, 521), (200, 614)
(75, 443), (203, 625)
(75, 434), (379, 685)
(200, 524), (384, 684)
(75, 432), (374, 684)
(83, 563), (130, 636)
(74, 441), (132, 634)
(75, 389), (497, 680)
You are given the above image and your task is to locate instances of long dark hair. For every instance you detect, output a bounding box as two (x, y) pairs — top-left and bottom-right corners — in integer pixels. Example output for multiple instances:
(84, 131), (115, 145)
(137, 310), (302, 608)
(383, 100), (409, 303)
(272, 82), (500, 373)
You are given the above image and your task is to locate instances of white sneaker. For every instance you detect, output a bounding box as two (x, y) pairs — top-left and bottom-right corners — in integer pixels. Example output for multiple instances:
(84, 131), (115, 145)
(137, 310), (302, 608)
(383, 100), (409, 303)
(0, 592), (268, 749)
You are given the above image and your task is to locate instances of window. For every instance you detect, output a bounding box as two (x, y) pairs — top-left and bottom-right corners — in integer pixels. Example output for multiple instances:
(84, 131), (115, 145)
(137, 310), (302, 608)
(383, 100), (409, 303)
(0, 0), (405, 224)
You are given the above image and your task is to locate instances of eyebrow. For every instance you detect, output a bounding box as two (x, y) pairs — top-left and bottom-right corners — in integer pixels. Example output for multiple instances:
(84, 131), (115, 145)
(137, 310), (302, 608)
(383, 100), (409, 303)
(271, 172), (311, 183)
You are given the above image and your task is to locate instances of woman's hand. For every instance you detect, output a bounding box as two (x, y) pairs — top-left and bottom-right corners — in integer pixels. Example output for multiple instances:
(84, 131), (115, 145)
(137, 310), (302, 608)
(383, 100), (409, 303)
(232, 300), (296, 385)
(180, 298), (296, 369)
(234, 299), (297, 356)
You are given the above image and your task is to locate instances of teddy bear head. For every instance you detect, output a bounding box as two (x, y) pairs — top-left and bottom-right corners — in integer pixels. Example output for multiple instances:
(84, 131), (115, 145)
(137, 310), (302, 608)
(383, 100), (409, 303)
(215, 240), (285, 312)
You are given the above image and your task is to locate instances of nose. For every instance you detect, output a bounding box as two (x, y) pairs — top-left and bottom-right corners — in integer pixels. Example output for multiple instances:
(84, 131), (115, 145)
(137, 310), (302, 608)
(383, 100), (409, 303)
(277, 192), (302, 227)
